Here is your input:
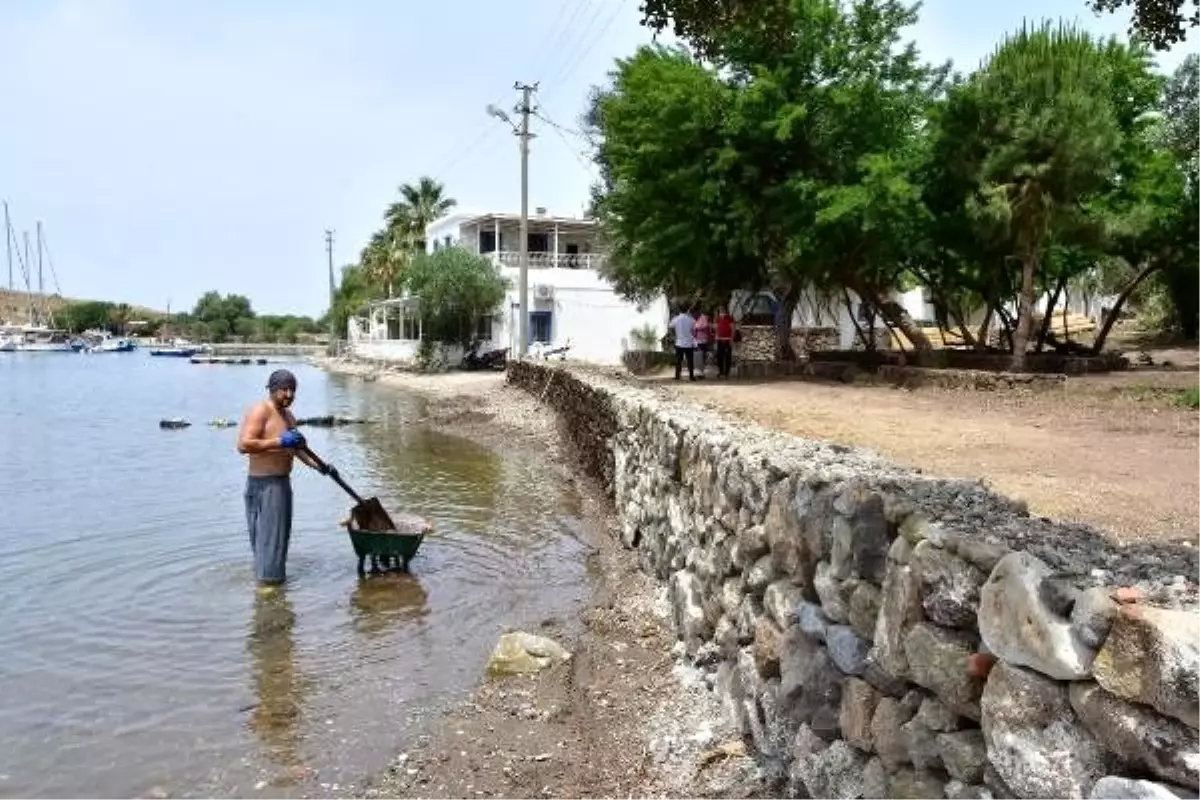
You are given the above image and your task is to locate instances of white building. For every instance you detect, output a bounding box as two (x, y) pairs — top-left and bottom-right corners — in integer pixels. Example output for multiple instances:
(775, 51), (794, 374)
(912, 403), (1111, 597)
(347, 209), (669, 365)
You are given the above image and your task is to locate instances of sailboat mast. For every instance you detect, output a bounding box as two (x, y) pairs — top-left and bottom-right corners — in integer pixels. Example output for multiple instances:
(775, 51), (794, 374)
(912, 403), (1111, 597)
(36, 221), (44, 298)
(3, 201), (11, 293)
(23, 231), (33, 325)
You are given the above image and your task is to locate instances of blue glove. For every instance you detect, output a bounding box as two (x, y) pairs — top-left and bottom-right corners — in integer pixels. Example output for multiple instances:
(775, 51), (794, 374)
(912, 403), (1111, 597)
(279, 429), (305, 449)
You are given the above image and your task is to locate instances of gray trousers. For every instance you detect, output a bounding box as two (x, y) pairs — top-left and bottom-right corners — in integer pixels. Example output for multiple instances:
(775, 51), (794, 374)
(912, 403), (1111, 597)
(244, 475), (293, 583)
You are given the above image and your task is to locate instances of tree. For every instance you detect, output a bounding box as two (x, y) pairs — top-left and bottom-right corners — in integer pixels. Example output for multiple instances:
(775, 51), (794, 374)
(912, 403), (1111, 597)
(639, 0), (1199, 56)
(596, 0), (944, 356)
(387, 176), (457, 253)
(584, 45), (758, 306)
(399, 247), (508, 344)
(1088, 0), (1198, 50)
(949, 22), (1124, 370)
(326, 263), (384, 339)
(62, 300), (115, 332)
(107, 303), (132, 335)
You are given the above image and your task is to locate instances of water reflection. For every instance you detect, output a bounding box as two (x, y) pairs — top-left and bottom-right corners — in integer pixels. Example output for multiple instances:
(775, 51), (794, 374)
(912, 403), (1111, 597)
(348, 574), (430, 639)
(245, 590), (309, 777)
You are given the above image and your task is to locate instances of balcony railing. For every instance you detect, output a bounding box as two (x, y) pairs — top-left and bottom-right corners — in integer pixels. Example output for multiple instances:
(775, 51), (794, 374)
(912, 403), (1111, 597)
(489, 251), (603, 270)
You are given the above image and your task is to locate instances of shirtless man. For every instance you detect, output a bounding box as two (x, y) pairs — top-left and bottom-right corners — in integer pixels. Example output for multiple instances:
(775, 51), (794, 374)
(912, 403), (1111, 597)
(237, 369), (331, 588)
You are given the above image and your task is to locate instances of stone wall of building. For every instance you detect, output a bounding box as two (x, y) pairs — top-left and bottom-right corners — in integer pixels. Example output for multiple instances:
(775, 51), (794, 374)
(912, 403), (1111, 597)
(507, 362), (1199, 800)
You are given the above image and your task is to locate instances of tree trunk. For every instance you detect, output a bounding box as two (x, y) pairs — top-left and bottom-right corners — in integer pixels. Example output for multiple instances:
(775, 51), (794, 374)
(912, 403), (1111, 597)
(842, 288), (869, 350)
(1009, 252), (1038, 372)
(852, 282), (934, 358)
(775, 285), (799, 360)
(948, 306), (977, 348)
(1090, 258), (1166, 354)
(975, 306), (994, 351)
(1034, 276), (1065, 353)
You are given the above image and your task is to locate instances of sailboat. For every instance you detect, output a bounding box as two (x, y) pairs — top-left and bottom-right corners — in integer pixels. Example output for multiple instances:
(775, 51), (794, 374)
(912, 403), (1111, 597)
(0, 206), (79, 353)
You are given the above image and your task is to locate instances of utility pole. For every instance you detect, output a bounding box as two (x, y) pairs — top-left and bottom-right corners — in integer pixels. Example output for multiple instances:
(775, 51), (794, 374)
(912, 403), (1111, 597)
(515, 81), (537, 358)
(325, 229), (336, 346)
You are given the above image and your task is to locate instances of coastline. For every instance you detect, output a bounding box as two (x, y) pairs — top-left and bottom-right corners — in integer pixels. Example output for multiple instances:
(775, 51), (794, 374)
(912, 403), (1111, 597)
(313, 356), (763, 798)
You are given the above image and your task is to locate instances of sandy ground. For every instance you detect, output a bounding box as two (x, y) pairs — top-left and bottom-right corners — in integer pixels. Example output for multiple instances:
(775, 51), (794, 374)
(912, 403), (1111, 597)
(314, 358), (764, 799)
(644, 344), (1199, 546)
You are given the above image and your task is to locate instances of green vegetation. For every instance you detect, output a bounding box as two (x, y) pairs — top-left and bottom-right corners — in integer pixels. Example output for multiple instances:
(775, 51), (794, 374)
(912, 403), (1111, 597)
(325, 176), (458, 337)
(591, 2), (1198, 368)
(399, 248), (509, 344)
(636, 0), (1198, 55)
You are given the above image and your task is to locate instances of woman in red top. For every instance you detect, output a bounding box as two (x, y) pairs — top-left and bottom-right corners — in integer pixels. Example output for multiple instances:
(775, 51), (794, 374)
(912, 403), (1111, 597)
(714, 305), (735, 378)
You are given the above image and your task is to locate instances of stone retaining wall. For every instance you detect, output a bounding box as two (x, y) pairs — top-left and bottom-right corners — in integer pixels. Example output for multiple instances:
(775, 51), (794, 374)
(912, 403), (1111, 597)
(507, 362), (1200, 800)
(736, 326), (840, 362)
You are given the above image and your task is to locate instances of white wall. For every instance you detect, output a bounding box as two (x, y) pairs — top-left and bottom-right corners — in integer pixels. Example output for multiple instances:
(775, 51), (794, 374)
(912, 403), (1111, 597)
(350, 340), (420, 361)
(491, 266), (669, 365)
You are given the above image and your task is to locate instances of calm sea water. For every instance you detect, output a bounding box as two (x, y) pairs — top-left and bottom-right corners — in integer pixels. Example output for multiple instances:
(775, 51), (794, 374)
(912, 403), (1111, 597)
(0, 353), (594, 798)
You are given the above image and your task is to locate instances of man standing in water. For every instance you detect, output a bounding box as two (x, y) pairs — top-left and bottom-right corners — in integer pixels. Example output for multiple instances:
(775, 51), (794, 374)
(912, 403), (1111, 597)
(237, 369), (329, 589)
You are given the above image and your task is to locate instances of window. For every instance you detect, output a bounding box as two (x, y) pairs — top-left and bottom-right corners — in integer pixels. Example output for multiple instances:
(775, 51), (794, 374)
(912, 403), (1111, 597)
(402, 315), (421, 340)
(475, 314), (494, 341)
(479, 230), (496, 253)
(530, 311), (552, 344)
(528, 232), (549, 252)
(443, 234), (452, 248)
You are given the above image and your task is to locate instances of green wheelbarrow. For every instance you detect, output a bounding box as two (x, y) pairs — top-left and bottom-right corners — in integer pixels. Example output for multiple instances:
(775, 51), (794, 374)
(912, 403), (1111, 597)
(343, 515), (433, 577)
(304, 446), (434, 577)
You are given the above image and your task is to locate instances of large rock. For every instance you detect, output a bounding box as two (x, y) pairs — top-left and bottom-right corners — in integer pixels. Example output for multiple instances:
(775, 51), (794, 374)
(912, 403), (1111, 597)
(889, 767), (948, 799)
(978, 551), (1098, 680)
(981, 661), (1111, 798)
(848, 581), (882, 641)
(1092, 604), (1199, 729)
(814, 560), (851, 623)
(1070, 587), (1118, 650)
(839, 677), (879, 751)
(486, 631), (571, 675)
(669, 569), (712, 650)
(1089, 776), (1198, 799)
(791, 734), (872, 799)
(763, 579), (805, 630)
(938, 728), (988, 784)
(871, 694), (919, 769)
(912, 540), (986, 629)
(870, 563), (923, 680)
(778, 627), (843, 741)
(904, 622), (985, 720)
(827, 625), (871, 676)
(753, 614), (784, 678)
(1069, 681), (1199, 790)
(829, 485), (891, 582)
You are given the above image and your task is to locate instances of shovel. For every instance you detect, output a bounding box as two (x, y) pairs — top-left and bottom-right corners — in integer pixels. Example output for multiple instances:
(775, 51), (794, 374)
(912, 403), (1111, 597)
(301, 445), (397, 532)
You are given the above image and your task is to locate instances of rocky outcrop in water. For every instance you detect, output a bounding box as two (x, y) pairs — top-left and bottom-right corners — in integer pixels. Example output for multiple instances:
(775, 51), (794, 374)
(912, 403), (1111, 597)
(508, 362), (1200, 800)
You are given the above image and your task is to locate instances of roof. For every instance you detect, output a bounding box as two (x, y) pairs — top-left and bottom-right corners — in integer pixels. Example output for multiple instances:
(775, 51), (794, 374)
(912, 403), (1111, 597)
(461, 211), (596, 228)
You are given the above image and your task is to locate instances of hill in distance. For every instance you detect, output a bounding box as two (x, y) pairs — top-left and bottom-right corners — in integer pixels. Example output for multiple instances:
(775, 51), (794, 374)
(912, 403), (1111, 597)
(0, 289), (164, 324)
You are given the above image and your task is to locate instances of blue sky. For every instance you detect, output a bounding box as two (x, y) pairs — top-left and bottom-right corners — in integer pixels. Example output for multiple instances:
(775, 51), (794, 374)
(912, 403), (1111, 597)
(0, 0), (1193, 318)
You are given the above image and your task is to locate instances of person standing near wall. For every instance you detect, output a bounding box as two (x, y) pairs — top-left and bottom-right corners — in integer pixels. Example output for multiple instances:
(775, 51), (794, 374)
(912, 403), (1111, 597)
(669, 306), (697, 381)
(715, 305), (736, 378)
(693, 308), (711, 378)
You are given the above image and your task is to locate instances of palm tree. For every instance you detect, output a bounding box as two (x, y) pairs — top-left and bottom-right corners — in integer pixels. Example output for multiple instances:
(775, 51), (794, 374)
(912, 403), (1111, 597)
(385, 176), (457, 253)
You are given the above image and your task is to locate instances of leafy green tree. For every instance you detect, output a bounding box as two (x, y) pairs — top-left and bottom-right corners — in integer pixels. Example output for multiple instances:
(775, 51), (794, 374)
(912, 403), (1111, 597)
(62, 300), (115, 332)
(585, 45), (756, 306)
(327, 263), (384, 338)
(947, 23), (1124, 369)
(1087, 0), (1198, 50)
(399, 247), (508, 344)
(638, 0), (1198, 55)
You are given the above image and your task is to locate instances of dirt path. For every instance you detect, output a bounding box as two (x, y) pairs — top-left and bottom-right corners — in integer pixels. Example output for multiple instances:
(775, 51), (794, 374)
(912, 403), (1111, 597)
(644, 362), (1197, 545)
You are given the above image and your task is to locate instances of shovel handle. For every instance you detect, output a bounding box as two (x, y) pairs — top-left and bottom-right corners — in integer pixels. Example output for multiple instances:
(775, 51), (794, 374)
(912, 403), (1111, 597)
(302, 445), (365, 505)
